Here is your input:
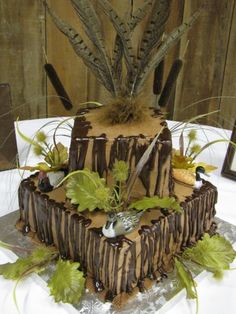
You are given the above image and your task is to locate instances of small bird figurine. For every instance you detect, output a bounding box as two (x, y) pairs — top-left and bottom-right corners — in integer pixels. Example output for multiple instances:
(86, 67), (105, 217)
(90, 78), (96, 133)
(173, 166), (208, 190)
(194, 166), (207, 189)
(102, 210), (144, 238)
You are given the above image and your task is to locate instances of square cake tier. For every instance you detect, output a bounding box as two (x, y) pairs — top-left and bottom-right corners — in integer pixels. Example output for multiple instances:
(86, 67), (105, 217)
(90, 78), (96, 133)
(18, 176), (217, 302)
(69, 107), (174, 198)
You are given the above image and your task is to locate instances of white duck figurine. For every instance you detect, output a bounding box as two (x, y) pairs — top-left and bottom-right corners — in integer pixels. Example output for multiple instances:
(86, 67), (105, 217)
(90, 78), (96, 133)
(194, 166), (207, 189)
(102, 211), (144, 238)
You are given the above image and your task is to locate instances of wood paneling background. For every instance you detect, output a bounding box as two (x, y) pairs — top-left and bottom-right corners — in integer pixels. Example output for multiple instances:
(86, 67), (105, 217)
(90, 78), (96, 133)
(0, 0), (236, 129)
(0, 0), (46, 120)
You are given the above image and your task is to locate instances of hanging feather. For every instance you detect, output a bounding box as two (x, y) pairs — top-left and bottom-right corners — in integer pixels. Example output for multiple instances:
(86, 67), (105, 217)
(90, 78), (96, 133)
(126, 127), (164, 201)
(44, 1), (114, 94)
(158, 59), (183, 107)
(70, 0), (117, 95)
(134, 9), (202, 95)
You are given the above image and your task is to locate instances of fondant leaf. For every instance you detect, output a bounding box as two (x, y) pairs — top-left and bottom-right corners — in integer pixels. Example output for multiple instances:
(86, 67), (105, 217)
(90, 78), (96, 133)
(45, 142), (68, 167)
(183, 234), (236, 279)
(20, 162), (52, 172)
(174, 257), (197, 299)
(189, 162), (217, 173)
(172, 154), (194, 170)
(48, 259), (85, 304)
(0, 246), (57, 280)
(112, 160), (129, 182)
(128, 196), (182, 213)
(66, 169), (111, 211)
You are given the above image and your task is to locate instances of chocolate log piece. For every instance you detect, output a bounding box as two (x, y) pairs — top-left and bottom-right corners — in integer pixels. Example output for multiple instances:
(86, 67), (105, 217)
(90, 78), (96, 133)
(68, 107), (174, 198)
(18, 177), (217, 301)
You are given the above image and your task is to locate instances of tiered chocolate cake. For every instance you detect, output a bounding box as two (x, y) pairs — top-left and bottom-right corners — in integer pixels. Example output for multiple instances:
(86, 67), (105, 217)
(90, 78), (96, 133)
(17, 107), (218, 304)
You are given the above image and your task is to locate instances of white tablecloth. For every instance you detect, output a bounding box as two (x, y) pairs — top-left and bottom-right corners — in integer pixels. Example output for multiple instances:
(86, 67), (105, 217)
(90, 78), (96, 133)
(0, 118), (235, 314)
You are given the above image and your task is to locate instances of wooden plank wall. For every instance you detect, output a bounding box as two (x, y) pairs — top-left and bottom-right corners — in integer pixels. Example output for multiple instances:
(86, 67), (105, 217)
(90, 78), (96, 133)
(175, 0), (236, 127)
(0, 0), (235, 129)
(0, 0), (46, 120)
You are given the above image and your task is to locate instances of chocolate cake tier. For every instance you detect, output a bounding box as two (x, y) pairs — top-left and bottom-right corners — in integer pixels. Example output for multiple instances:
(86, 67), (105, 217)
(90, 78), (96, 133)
(18, 176), (217, 301)
(69, 107), (174, 198)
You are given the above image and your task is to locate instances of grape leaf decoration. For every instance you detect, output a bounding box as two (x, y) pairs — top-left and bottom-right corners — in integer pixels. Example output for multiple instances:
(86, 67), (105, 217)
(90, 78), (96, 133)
(128, 196), (183, 213)
(0, 246), (58, 280)
(183, 233), (236, 279)
(66, 169), (111, 212)
(48, 259), (85, 304)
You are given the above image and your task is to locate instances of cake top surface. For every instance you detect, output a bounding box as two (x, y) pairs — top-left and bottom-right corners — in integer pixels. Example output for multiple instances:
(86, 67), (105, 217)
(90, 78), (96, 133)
(76, 107), (168, 139)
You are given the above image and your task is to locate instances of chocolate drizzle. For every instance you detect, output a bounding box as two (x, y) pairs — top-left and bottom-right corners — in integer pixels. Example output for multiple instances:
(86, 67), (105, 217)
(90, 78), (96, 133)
(18, 177), (218, 301)
(68, 108), (174, 198)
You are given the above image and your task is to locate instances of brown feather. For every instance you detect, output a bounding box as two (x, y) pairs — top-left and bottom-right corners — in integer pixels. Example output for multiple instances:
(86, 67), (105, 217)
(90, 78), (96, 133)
(98, 0), (136, 76)
(70, 0), (117, 95)
(45, 1), (114, 94)
(134, 9), (202, 95)
(138, 0), (171, 61)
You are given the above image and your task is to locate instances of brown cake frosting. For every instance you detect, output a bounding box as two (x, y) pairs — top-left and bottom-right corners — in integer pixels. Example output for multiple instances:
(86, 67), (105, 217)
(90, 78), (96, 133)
(18, 176), (217, 302)
(69, 107), (174, 198)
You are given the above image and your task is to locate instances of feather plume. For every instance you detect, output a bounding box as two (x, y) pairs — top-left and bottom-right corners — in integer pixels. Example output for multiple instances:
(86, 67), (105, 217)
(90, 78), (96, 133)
(138, 0), (171, 61)
(112, 0), (153, 93)
(134, 9), (202, 95)
(70, 0), (117, 95)
(128, 0), (154, 30)
(97, 0), (136, 76)
(126, 127), (164, 200)
(45, 1), (114, 94)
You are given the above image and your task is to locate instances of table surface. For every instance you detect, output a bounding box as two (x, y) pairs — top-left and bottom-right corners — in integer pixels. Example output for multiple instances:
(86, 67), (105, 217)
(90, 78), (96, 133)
(0, 118), (235, 314)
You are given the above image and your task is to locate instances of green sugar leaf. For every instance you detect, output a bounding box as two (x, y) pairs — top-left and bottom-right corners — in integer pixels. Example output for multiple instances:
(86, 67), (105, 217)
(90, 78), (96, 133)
(0, 246), (57, 280)
(128, 196), (182, 213)
(66, 169), (111, 212)
(0, 258), (33, 280)
(174, 258), (197, 299)
(112, 160), (129, 182)
(183, 234), (236, 278)
(48, 259), (85, 304)
(45, 142), (68, 167)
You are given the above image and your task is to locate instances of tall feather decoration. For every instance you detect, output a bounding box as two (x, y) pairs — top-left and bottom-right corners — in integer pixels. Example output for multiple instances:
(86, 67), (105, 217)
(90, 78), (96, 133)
(133, 9), (202, 95)
(138, 0), (171, 61)
(70, 0), (117, 95)
(112, 0), (153, 93)
(97, 0), (136, 78)
(44, 1), (114, 94)
(128, 0), (154, 30)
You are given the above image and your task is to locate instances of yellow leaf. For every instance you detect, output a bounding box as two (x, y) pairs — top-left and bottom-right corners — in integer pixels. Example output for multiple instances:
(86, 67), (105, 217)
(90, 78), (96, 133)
(189, 162), (217, 173)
